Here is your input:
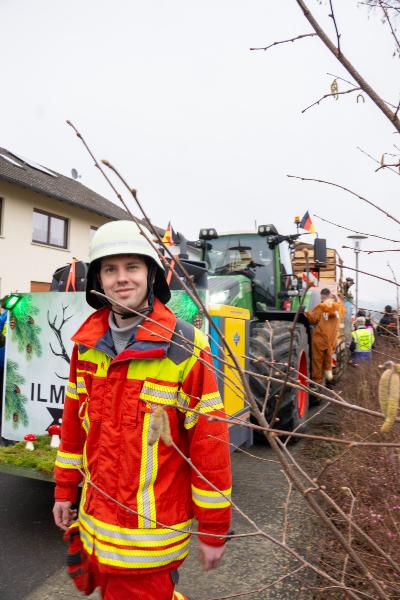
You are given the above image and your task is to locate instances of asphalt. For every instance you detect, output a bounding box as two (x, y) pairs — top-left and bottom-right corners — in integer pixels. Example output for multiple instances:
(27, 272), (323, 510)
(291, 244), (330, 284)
(0, 441), (316, 600)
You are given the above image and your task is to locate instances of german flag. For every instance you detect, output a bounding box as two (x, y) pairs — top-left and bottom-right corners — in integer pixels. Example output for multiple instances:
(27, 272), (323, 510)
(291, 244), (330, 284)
(299, 211), (316, 233)
(162, 222), (177, 247)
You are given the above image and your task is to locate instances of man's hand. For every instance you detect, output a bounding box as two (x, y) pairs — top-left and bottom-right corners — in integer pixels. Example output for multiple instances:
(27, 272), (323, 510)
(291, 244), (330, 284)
(198, 540), (225, 571)
(53, 501), (76, 531)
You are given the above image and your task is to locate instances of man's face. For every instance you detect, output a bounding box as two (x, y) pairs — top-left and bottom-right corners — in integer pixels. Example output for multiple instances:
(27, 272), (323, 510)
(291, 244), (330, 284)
(99, 254), (148, 312)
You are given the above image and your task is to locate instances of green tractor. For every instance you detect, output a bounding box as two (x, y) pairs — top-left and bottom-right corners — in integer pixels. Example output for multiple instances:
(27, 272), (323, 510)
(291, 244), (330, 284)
(195, 225), (327, 433)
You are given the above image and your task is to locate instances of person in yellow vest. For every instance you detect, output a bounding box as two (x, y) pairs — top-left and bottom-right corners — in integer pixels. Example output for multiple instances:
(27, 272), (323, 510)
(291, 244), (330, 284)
(350, 316), (375, 362)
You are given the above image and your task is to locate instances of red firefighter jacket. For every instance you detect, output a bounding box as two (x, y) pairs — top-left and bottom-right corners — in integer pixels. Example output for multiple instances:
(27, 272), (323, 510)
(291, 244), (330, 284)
(54, 299), (232, 574)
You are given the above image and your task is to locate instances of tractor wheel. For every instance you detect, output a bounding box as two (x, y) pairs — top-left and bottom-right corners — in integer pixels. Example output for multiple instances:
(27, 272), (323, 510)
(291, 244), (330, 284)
(248, 321), (310, 435)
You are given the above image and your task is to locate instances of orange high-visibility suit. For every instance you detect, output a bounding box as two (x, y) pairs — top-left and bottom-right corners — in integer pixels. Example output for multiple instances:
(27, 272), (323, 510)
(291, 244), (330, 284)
(305, 299), (344, 383)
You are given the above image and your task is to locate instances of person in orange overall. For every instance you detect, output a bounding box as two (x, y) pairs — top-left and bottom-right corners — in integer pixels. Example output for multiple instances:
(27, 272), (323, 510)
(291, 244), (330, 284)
(305, 288), (344, 385)
(52, 221), (232, 600)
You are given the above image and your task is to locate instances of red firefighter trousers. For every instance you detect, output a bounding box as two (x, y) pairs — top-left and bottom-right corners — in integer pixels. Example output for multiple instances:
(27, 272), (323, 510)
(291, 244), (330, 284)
(94, 567), (188, 600)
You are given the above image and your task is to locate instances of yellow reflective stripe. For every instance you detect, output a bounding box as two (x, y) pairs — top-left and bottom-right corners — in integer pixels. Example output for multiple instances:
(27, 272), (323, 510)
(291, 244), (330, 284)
(140, 393), (178, 406)
(139, 380), (179, 406)
(80, 504), (192, 537)
(142, 381), (179, 395)
(80, 527), (190, 568)
(79, 508), (192, 547)
(178, 390), (190, 407)
(201, 391), (221, 402)
(137, 411), (158, 528)
(55, 451), (83, 469)
(76, 376), (87, 395)
(183, 393), (224, 430)
(191, 484), (232, 509)
(66, 381), (79, 400)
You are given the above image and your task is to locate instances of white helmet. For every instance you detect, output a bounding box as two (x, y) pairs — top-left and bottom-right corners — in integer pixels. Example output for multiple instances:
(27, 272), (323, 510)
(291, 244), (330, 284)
(86, 220), (171, 309)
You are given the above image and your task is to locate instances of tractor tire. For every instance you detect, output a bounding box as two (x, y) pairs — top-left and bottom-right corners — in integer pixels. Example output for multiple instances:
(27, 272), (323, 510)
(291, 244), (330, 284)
(248, 320), (310, 435)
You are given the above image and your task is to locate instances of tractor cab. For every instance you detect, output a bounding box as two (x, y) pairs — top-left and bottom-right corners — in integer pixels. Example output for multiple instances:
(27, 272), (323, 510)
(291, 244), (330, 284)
(198, 225), (327, 316)
(198, 226), (296, 315)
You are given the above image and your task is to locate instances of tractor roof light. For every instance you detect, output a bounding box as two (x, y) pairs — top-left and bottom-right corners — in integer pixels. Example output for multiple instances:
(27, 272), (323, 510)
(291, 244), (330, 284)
(199, 228), (219, 241)
(258, 224), (278, 237)
(1, 293), (22, 311)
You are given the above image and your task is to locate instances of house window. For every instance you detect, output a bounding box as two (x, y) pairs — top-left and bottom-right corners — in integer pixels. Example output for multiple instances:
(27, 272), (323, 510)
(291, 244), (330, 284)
(90, 226), (98, 240)
(32, 209), (68, 248)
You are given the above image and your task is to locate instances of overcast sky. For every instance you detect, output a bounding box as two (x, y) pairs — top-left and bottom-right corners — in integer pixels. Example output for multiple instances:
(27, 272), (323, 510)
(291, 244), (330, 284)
(2, 0), (399, 308)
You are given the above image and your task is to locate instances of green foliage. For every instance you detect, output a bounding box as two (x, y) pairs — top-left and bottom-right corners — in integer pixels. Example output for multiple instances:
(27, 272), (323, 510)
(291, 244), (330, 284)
(10, 294), (42, 360)
(5, 360), (28, 428)
(168, 291), (200, 323)
(0, 435), (56, 474)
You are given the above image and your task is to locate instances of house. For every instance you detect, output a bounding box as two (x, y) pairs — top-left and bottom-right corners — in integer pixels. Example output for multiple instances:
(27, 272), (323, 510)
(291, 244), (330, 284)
(0, 147), (129, 295)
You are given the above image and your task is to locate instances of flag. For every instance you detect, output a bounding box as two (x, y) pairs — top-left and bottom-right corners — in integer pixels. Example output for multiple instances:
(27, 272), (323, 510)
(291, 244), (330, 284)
(299, 211), (316, 233)
(302, 270), (319, 288)
(162, 222), (176, 247)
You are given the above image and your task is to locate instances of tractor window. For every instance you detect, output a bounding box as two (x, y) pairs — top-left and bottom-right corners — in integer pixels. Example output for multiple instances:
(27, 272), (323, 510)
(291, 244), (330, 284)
(204, 234), (275, 307)
(279, 241), (293, 290)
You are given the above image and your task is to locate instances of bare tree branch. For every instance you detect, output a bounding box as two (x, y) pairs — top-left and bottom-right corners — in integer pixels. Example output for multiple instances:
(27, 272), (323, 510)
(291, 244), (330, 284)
(314, 212), (400, 242)
(329, 0), (342, 52)
(294, 0), (400, 130)
(287, 173), (400, 226)
(302, 86), (362, 114)
(357, 145), (400, 175)
(249, 32), (316, 52)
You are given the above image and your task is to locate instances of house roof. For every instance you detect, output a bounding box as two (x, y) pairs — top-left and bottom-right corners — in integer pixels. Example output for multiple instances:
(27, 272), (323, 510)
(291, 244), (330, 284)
(0, 147), (129, 220)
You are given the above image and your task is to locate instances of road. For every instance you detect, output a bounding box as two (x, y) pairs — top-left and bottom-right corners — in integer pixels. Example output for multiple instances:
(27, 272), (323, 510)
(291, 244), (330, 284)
(0, 441), (315, 600)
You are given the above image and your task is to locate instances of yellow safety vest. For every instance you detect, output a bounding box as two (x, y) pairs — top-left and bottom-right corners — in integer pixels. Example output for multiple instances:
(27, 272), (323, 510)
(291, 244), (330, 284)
(352, 327), (374, 352)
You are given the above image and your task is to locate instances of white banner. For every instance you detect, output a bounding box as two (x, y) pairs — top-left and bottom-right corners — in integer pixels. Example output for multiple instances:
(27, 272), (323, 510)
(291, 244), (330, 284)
(1, 293), (93, 441)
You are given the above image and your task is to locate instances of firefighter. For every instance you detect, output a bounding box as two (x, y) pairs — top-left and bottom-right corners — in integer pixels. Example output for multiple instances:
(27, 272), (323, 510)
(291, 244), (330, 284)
(52, 221), (232, 600)
(305, 288), (343, 385)
(350, 316), (375, 361)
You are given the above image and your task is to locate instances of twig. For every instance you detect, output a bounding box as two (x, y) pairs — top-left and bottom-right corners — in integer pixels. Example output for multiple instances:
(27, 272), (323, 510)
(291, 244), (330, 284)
(281, 471), (293, 545)
(357, 145), (400, 176)
(287, 174), (400, 227)
(342, 245), (400, 254)
(329, 0), (341, 53)
(249, 33), (316, 52)
(294, 0), (400, 131)
(206, 565), (306, 600)
(314, 213), (400, 243)
(302, 87), (362, 114)
(335, 263), (400, 288)
(341, 487), (356, 585)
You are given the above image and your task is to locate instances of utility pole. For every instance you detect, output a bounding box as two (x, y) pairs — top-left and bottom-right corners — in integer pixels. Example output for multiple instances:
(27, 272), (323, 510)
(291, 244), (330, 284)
(346, 235), (368, 313)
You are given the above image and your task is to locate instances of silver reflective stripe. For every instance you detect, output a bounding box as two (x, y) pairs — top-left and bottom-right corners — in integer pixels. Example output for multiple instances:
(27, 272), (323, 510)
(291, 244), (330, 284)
(80, 511), (191, 543)
(56, 455), (82, 466)
(142, 407), (157, 528)
(82, 416), (89, 433)
(95, 543), (187, 564)
(199, 396), (223, 412)
(178, 392), (189, 408)
(80, 527), (94, 553)
(192, 489), (231, 504)
(184, 412), (198, 427)
(76, 381), (87, 391)
(141, 385), (177, 400)
(66, 385), (78, 396)
(184, 395), (223, 427)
